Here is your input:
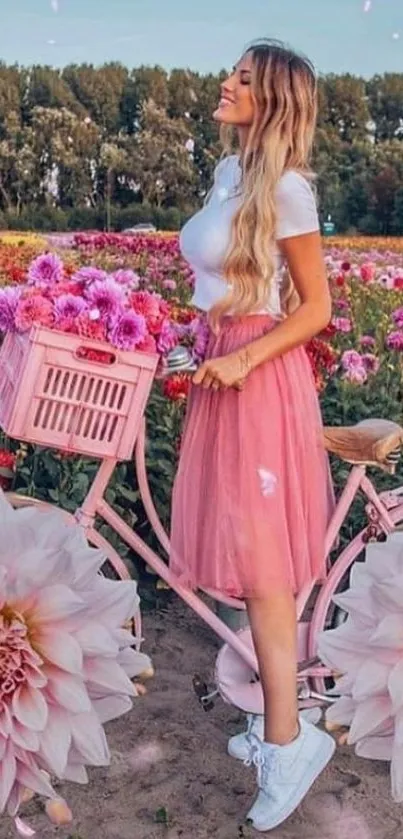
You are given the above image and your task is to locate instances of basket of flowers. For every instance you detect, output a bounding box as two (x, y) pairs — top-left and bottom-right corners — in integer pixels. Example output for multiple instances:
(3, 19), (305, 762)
(0, 253), (179, 460)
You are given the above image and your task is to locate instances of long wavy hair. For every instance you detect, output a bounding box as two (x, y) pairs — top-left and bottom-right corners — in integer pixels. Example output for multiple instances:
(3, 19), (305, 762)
(209, 39), (318, 329)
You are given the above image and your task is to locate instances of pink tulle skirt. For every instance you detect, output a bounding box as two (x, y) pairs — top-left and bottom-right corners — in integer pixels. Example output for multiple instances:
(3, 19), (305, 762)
(170, 315), (334, 599)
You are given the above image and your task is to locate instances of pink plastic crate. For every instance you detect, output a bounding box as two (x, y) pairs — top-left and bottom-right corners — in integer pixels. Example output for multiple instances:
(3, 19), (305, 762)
(0, 327), (158, 460)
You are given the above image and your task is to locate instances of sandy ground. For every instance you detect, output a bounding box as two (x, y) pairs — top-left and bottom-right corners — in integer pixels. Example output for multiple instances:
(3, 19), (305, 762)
(1, 597), (403, 839)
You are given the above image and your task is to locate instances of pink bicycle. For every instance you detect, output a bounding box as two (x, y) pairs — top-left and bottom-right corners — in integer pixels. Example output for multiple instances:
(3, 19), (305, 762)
(1, 328), (403, 717)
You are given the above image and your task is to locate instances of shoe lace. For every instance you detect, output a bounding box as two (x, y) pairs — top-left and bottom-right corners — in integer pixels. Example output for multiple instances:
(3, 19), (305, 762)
(244, 734), (280, 789)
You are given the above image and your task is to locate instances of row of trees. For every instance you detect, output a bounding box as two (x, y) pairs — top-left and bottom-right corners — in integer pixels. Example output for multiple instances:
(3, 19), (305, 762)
(0, 62), (402, 233)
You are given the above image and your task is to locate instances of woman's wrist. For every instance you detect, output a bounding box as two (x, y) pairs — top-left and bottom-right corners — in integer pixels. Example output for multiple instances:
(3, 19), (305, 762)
(236, 346), (253, 378)
(239, 339), (267, 372)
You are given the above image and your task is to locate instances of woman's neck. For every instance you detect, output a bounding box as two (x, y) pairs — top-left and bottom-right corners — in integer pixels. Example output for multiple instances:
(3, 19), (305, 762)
(237, 126), (250, 153)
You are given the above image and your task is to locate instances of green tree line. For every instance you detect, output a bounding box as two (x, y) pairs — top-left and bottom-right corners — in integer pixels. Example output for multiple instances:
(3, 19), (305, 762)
(0, 61), (402, 233)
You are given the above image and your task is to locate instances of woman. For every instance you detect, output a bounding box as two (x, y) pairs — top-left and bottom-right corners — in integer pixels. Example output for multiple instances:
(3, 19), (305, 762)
(170, 39), (335, 831)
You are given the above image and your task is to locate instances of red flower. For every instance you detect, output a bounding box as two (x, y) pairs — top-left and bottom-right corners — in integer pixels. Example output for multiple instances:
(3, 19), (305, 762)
(163, 373), (190, 401)
(305, 337), (338, 392)
(76, 313), (107, 342)
(320, 323), (337, 339)
(335, 274), (345, 287)
(0, 449), (16, 489)
(341, 261), (351, 272)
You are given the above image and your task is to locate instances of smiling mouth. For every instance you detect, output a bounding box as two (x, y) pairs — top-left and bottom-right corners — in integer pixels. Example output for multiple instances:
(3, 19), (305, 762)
(218, 96), (235, 107)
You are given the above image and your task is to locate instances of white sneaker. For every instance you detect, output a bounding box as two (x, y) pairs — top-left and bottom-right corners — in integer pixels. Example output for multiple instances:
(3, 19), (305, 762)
(246, 716), (335, 832)
(227, 708), (322, 762)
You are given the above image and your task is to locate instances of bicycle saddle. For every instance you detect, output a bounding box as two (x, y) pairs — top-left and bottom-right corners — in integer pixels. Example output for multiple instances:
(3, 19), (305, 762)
(323, 418), (403, 473)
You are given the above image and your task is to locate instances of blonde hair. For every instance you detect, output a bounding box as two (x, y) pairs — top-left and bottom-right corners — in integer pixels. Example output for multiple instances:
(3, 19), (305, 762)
(210, 39), (318, 330)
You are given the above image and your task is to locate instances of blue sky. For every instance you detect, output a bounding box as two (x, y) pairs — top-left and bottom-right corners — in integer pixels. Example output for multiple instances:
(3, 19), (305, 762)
(2, 0), (402, 76)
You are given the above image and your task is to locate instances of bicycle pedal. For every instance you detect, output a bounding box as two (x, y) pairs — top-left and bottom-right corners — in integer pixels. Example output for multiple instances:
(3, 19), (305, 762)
(192, 674), (215, 712)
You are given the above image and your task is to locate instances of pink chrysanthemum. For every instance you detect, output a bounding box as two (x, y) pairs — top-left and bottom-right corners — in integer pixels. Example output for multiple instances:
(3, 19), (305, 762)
(129, 290), (161, 321)
(392, 307), (403, 329)
(135, 334), (158, 354)
(110, 312), (147, 351)
(15, 296), (54, 333)
(72, 266), (108, 286)
(112, 269), (140, 288)
(332, 316), (352, 334)
(28, 253), (64, 287)
(319, 534), (403, 802)
(86, 278), (126, 322)
(0, 287), (22, 333)
(157, 318), (179, 356)
(386, 331), (403, 351)
(0, 493), (150, 824)
(54, 294), (87, 326)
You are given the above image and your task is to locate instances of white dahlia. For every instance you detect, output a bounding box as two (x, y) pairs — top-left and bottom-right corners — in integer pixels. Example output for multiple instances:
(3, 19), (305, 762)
(318, 533), (403, 802)
(0, 491), (150, 820)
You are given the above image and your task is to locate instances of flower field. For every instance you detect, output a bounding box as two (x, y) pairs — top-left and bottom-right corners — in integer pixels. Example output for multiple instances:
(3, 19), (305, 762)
(0, 232), (402, 576)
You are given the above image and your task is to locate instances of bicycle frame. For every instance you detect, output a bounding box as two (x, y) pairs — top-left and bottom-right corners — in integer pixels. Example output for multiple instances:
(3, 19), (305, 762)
(69, 417), (400, 677)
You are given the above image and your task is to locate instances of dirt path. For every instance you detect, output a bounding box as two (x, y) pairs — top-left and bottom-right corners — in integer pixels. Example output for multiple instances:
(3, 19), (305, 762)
(1, 598), (403, 839)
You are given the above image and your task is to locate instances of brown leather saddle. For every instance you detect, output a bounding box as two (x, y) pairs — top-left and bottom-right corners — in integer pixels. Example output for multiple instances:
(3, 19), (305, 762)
(323, 418), (403, 473)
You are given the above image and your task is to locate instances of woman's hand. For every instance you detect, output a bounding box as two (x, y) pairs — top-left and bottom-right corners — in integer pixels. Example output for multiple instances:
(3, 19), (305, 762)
(192, 349), (252, 391)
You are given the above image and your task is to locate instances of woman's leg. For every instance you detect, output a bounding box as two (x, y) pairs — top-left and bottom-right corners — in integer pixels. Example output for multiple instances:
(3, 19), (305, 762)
(246, 589), (298, 745)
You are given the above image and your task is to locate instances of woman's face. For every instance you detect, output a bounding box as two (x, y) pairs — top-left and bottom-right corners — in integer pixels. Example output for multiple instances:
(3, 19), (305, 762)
(213, 52), (255, 126)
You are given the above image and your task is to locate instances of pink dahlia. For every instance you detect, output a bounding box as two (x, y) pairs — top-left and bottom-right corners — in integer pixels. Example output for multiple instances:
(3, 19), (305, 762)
(359, 335), (376, 349)
(54, 294), (87, 326)
(341, 350), (368, 385)
(0, 493), (150, 823)
(386, 331), (403, 351)
(112, 269), (140, 288)
(319, 534), (403, 802)
(130, 290), (161, 322)
(15, 296), (54, 333)
(135, 334), (158, 354)
(72, 266), (108, 286)
(392, 307), (403, 329)
(157, 318), (179, 356)
(0, 287), (22, 333)
(110, 311), (147, 351)
(86, 278), (126, 322)
(28, 253), (64, 287)
(332, 316), (352, 334)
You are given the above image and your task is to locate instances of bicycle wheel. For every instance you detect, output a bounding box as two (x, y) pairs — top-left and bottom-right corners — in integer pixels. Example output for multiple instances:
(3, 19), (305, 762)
(308, 499), (403, 695)
(5, 493), (142, 648)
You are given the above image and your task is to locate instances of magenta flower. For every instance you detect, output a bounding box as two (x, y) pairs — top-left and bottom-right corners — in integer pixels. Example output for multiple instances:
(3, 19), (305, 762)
(54, 294), (87, 324)
(341, 350), (363, 370)
(72, 266), (108, 286)
(28, 253), (64, 286)
(0, 493), (150, 825)
(334, 298), (349, 311)
(332, 316), (352, 333)
(386, 331), (403, 351)
(162, 279), (177, 291)
(157, 318), (179, 355)
(392, 307), (403, 328)
(110, 311), (147, 350)
(343, 366), (368, 385)
(341, 350), (368, 384)
(112, 269), (140, 288)
(86, 278), (126, 321)
(360, 335), (376, 349)
(190, 316), (209, 362)
(0, 287), (22, 332)
(361, 353), (380, 375)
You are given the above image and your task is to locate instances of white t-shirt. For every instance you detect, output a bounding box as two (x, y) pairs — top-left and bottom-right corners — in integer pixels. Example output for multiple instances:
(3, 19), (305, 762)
(180, 155), (319, 316)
